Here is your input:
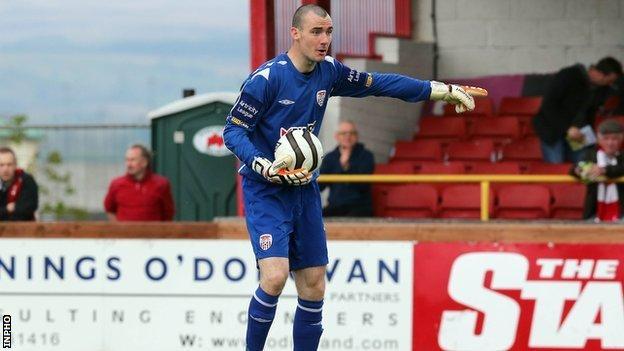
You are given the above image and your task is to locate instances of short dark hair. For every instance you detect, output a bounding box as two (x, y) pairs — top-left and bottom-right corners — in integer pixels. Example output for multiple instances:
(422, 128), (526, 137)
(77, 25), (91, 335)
(0, 147), (16, 160)
(292, 4), (329, 29)
(594, 57), (623, 76)
(129, 144), (152, 168)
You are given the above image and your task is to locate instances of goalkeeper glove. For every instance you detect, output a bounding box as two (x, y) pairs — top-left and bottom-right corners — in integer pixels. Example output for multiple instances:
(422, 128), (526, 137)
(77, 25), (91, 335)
(252, 156), (312, 186)
(429, 81), (475, 113)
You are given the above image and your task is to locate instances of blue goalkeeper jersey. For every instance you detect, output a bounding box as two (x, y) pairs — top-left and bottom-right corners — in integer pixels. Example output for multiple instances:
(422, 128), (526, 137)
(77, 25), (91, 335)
(223, 53), (432, 183)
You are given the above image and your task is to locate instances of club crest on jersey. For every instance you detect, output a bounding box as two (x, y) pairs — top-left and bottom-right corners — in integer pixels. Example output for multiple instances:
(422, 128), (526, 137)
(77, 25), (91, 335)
(279, 121), (317, 136)
(259, 234), (272, 251)
(316, 90), (326, 107)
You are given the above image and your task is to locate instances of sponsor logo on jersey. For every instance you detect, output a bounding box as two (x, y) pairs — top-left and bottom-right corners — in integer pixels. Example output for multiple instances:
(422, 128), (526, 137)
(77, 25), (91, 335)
(365, 74), (373, 87)
(279, 121), (317, 136)
(278, 99), (295, 106)
(347, 69), (361, 83)
(316, 90), (326, 107)
(229, 116), (249, 129)
(233, 98), (260, 121)
(259, 234), (272, 251)
(192, 126), (231, 157)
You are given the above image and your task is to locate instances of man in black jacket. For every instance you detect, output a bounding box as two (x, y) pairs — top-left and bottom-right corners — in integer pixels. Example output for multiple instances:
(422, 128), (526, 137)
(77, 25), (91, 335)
(0, 147), (38, 221)
(533, 57), (622, 163)
(570, 120), (624, 221)
(319, 120), (374, 217)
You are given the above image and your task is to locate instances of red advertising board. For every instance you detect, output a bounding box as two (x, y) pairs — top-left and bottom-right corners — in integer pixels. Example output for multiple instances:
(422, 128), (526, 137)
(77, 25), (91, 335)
(413, 243), (624, 351)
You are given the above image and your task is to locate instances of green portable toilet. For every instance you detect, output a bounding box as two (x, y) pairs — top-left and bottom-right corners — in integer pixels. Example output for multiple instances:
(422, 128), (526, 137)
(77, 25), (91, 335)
(148, 92), (238, 221)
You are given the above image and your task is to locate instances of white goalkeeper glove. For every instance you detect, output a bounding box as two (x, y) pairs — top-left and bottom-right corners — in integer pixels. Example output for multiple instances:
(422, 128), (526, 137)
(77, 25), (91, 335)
(429, 81), (475, 113)
(252, 156), (312, 186)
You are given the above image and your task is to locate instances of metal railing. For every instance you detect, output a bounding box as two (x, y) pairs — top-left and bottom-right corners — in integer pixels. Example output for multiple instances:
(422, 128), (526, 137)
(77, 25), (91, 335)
(318, 174), (590, 221)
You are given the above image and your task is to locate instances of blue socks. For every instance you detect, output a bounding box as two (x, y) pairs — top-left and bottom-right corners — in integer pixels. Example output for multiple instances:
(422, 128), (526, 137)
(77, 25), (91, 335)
(246, 286), (279, 351)
(246, 288), (323, 351)
(293, 298), (324, 351)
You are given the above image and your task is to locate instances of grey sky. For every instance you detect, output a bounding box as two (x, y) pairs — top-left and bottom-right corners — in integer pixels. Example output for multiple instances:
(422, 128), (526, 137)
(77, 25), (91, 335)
(0, 0), (250, 123)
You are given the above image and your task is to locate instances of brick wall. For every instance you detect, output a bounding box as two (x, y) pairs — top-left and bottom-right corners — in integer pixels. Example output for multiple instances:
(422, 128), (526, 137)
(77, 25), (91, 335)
(414, 0), (624, 78)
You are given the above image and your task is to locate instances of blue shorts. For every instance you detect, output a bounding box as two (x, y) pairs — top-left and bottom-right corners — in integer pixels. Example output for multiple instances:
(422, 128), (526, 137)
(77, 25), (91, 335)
(242, 177), (328, 271)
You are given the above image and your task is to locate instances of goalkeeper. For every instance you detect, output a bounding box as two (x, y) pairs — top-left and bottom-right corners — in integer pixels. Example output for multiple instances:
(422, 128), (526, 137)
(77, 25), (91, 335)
(223, 4), (477, 350)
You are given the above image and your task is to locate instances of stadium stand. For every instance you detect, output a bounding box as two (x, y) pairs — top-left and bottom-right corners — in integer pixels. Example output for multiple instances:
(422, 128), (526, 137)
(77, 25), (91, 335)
(391, 140), (443, 162)
(384, 184), (438, 218)
(498, 96), (543, 116)
(550, 183), (586, 220)
(469, 162), (522, 174)
(443, 97), (494, 117)
(470, 116), (522, 145)
(415, 117), (468, 142)
(500, 137), (542, 167)
(439, 184), (493, 219)
(526, 162), (572, 174)
(447, 139), (495, 163)
(495, 184), (551, 219)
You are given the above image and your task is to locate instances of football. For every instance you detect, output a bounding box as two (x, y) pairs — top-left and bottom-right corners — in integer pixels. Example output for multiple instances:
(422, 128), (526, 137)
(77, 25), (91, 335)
(274, 129), (324, 173)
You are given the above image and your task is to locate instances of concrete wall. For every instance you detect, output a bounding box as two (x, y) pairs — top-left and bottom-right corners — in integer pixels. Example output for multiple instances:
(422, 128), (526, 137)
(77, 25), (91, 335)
(414, 0), (624, 79)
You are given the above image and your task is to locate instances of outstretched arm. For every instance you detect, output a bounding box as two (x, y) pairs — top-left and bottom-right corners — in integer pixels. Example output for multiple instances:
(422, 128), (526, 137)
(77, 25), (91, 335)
(330, 60), (475, 112)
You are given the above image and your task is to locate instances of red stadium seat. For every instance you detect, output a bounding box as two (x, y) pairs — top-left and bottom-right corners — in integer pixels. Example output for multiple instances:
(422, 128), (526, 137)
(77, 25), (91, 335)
(439, 184), (493, 219)
(499, 96), (543, 116)
(501, 137), (542, 163)
(375, 162), (415, 174)
(372, 163), (417, 217)
(447, 139), (495, 162)
(392, 140), (442, 162)
(527, 162), (572, 174)
(550, 184), (586, 219)
(469, 162), (522, 174)
(373, 162), (417, 217)
(415, 117), (468, 141)
(470, 116), (522, 143)
(384, 184), (438, 218)
(372, 185), (389, 217)
(519, 115), (537, 137)
(417, 162), (466, 174)
(443, 97), (494, 117)
(495, 184), (550, 219)
(417, 162), (466, 193)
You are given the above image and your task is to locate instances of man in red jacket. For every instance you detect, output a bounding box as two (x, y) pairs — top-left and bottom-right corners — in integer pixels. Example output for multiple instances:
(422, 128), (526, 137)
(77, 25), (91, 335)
(104, 144), (174, 221)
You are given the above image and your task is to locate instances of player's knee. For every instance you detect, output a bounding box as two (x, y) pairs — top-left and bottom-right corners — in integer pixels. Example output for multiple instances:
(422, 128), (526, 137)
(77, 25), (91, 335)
(261, 270), (289, 295)
(303, 277), (325, 300)
(311, 279), (326, 296)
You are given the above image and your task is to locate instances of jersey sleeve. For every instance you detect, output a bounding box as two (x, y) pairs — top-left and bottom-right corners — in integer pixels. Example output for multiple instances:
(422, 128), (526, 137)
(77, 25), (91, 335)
(223, 69), (272, 166)
(330, 59), (432, 102)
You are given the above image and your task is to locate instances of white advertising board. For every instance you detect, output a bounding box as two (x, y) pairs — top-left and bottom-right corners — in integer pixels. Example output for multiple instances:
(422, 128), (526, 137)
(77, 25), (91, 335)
(0, 239), (412, 350)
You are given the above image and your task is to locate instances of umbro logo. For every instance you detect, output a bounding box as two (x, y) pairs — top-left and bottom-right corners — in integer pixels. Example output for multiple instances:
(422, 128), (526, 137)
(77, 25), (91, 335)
(278, 99), (295, 106)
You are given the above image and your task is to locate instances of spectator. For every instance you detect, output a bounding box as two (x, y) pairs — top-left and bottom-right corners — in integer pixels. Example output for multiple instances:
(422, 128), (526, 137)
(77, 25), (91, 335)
(104, 144), (174, 221)
(533, 57), (623, 163)
(320, 120), (374, 217)
(570, 120), (624, 222)
(612, 75), (624, 115)
(0, 147), (38, 221)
